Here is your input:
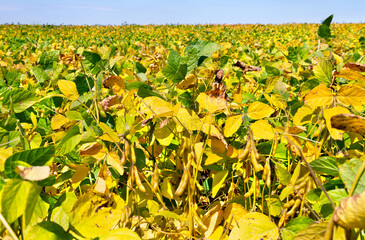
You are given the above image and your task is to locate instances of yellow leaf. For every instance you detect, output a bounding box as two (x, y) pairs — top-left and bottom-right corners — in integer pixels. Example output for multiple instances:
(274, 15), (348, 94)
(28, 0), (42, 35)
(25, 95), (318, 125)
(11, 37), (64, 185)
(324, 106), (350, 140)
(331, 113), (365, 136)
(303, 83), (333, 108)
(51, 114), (70, 130)
(102, 76), (125, 95)
(99, 122), (120, 143)
(336, 62), (365, 86)
(293, 106), (316, 126)
(224, 114), (243, 137)
(205, 151), (223, 165)
(223, 203), (248, 229)
(177, 74), (197, 90)
(70, 191), (125, 239)
(153, 121), (175, 146)
(175, 108), (202, 132)
(70, 164), (89, 189)
(228, 212), (279, 240)
(58, 80), (79, 100)
(79, 143), (106, 160)
(334, 191), (365, 229)
(212, 170), (228, 198)
(251, 120), (275, 140)
(197, 93), (227, 114)
(107, 151), (124, 176)
(247, 102), (275, 120)
(17, 166), (50, 181)
(0, 147), (12, 171)
(293, 222), (327, 240)
(268, 93), (287, 110)
(337, 84), (365, 106)
(207, 226), (228, 240)
(161, 178), (175, 200)
(203, 208), (224, 238)
(100, 228), (141, 240)
(140, 96), (175, 118)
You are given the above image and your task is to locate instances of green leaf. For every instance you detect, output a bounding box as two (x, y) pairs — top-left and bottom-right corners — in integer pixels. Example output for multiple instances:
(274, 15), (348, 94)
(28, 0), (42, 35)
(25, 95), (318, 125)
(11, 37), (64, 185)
(292, 222), (327, 240)
(56, 125), (82, 155)
(5, 146), (55, 179)
(5, 71), (21, 87)
(74, 74), (94, 95)
(135, 62), (146, 74)
(318, 24), (331, 39)
(162, 50), (187, 83)
(338, 157), (365, 195)
(40, 50), (60, 70)
(309, 156), (339, 176)
(282, 217), (314, 240)
(322, 14), (333, 27)
(1, 88), (40, 113)
(275, 163), (291, 185)
(51, 192), (77, 231)
(265, 65), (281, 77)
(26, 221), (73, 240)
(32, 66), (49, 83)
(1, 179), (41, 225)
(212, 170), (228, 198)
(313, 57), (332, 85)
(184, 40), (220, 72)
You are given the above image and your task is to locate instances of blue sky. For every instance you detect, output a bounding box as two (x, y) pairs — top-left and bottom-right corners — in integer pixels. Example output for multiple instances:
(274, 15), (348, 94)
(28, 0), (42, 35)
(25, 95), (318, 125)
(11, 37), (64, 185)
(0, 0), (364, 25)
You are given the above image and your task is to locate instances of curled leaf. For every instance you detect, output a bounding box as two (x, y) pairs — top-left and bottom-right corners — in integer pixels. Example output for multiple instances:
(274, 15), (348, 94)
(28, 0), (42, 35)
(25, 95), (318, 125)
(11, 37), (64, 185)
(102, 76), (125, 95)
(331, 113), (365, 136)
(334, 191), (365, 229)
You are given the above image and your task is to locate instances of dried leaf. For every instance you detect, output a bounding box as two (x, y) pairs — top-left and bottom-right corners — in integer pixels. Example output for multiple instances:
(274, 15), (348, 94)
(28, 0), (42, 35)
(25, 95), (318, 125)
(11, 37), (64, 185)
(334, 191), (365, 229)
(102, 76), (125, 95)
(100, 95), (120, 110)
(17, 165), (50, 181)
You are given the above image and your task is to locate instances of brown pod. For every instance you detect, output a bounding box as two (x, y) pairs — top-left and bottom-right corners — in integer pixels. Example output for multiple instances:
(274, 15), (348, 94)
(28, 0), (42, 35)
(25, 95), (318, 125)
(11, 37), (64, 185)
(134, 165), (146, 193)
(127, 165), (134, 190)
(124, 139), (130, 164)
(238, 138), (251, 160)
(250, 149), (264, 172)
(175, 167), (189, 196)
(151, 163), (159, 192)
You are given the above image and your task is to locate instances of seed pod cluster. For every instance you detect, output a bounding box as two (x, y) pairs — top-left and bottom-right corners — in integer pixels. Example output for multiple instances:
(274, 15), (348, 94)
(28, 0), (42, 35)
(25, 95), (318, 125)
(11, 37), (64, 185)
(279, 176), (316, 226)
(244, 176), (260, 198)
(238, 134), (263, 172)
